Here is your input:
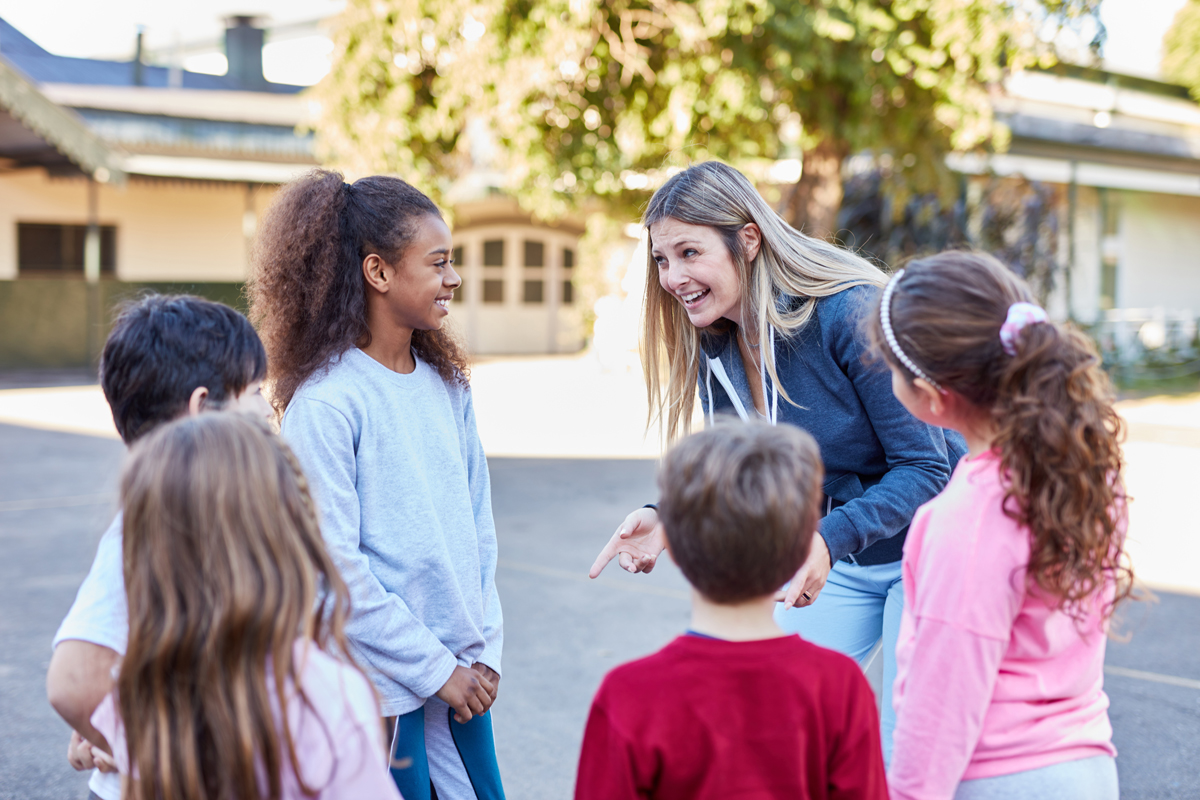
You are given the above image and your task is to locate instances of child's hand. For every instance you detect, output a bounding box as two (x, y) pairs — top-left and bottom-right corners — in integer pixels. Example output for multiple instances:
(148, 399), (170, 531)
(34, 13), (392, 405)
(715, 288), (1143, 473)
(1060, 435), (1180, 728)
(67, 730), (97, 772)
(67, 730), (118, 774)
(589, 507), (666, 578)
(436, 665), (495, 724)
(471, 663), (500, 704)
(92, 747), (118, 774)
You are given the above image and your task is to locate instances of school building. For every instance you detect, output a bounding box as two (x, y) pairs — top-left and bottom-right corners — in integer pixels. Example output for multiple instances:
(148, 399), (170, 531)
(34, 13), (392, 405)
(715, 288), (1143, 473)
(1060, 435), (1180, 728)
(0, 16), (584, 368)
(949, 65), (1200, 357)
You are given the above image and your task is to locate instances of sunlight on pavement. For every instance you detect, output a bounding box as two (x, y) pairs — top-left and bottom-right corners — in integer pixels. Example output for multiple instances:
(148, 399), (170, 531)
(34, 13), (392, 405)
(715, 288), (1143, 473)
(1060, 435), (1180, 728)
(0, 357), (1196, 593)
(0, 385), (119, 439)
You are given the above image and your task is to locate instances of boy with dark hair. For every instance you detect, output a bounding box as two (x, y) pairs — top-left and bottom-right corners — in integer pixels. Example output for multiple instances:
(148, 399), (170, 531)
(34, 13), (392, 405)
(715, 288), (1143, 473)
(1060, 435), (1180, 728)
(575, 421), (887, 800)
(45, 294), (271, 800)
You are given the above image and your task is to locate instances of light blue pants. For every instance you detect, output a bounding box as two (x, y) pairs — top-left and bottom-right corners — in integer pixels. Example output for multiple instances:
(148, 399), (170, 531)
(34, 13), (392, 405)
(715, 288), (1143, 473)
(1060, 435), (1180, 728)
(774, 558), (904, 763)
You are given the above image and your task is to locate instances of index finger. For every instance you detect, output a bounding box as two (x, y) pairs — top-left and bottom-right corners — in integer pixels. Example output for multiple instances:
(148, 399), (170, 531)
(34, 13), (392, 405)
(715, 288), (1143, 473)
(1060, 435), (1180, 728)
(589, 533), (623, 579)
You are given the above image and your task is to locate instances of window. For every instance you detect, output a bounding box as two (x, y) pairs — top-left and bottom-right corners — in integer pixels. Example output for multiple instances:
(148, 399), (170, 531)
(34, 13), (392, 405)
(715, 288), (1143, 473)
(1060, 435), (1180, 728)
(523, 280), (544, 303)
(562, 247), (575, 305)
(18, 223), (116, 275)
(483, 279), (504, 303)
(523, 240), (544, 267)
(483, 239), (504, 266)
(452, 245), (464, 302)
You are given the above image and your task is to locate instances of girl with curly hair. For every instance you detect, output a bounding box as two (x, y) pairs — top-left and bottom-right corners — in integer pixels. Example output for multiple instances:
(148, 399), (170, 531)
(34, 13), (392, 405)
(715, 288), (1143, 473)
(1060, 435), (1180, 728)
(248, 170), (504, 800)
(871, 252), (1133, 800)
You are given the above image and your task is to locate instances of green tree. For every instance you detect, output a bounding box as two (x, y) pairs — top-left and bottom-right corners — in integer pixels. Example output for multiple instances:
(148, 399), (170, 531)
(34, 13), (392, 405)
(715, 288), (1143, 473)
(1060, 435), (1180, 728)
(1163, 0), (1200, 101)
(318, 0), (1098, 239)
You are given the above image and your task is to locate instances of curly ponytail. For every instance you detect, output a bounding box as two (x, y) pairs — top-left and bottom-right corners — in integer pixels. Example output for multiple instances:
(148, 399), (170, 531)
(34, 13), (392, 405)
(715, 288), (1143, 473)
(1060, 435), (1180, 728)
(868, 251), (1134, 620)
(248, 169), (469, 414)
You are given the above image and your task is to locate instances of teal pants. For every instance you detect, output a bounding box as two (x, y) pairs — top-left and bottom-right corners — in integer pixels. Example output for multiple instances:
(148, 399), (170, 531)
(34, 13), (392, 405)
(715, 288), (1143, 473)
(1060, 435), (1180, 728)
(389, 701), (505, 800)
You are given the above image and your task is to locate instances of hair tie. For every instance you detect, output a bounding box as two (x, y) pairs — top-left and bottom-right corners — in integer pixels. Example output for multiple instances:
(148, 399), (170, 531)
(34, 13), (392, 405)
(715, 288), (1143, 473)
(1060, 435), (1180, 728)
(999, 302), (1048, 356)
(880, 269), (942, 391)
(343, 182), (353, 193)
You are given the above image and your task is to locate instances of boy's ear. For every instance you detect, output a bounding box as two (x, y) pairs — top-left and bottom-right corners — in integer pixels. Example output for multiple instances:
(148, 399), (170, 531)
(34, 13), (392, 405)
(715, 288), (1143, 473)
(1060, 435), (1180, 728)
(187, 386), (209, 416)
(362, 253), (392, 293)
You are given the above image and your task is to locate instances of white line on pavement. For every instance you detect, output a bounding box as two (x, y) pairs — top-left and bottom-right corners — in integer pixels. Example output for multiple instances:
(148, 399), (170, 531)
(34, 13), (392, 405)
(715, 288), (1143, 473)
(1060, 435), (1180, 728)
(1105, 664), (1200, 690)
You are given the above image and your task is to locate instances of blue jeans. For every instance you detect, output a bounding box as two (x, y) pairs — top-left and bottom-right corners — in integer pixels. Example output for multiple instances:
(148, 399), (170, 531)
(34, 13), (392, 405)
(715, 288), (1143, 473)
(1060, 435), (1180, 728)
(774, 558), (904, 763)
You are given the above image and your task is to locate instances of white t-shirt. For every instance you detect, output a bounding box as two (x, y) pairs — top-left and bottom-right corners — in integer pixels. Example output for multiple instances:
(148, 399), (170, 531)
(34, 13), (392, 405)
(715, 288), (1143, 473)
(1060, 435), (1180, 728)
(53, 512), (127, 800)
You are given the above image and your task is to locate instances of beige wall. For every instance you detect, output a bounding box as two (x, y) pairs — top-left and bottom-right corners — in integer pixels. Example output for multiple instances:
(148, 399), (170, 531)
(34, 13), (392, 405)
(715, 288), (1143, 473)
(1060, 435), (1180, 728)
(0, 171), (278, 282)
(1116, 192), (1200, 316)
(1066, 185), (1103, 325)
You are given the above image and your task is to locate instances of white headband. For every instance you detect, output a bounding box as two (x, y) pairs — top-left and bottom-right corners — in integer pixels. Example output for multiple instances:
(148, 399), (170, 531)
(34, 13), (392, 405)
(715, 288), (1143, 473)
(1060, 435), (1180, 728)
(880, 269), (942, 391)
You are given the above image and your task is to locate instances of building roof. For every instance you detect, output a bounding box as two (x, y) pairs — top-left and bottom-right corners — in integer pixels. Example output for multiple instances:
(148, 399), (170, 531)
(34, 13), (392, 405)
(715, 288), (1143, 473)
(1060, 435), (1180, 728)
(0, 16), (315, 184)
(0, 17), (303, 94)
(0, 58), (125, 183)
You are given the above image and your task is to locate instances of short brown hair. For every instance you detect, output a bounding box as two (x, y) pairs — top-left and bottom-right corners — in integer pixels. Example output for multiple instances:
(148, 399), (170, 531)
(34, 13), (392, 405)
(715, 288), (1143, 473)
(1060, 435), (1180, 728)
(658, 421), (824, 603)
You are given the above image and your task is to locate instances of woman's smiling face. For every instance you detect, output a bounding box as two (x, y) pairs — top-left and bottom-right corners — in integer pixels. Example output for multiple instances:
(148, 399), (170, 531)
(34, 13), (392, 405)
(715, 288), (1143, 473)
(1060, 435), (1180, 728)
(649, 217), (755, 329)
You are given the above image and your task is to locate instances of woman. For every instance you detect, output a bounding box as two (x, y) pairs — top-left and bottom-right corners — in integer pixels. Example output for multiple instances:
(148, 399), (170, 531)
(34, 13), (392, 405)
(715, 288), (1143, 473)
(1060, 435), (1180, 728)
(589, 161), (965, 758)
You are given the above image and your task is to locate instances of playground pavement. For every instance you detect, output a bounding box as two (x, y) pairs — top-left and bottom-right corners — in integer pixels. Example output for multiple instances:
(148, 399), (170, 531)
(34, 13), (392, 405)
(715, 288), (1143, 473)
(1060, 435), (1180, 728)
(0, 354), (1197, 799)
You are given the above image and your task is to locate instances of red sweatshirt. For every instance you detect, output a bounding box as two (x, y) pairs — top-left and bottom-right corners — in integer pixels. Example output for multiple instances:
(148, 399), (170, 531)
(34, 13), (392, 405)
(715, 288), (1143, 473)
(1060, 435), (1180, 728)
(575, 634), (887, 800)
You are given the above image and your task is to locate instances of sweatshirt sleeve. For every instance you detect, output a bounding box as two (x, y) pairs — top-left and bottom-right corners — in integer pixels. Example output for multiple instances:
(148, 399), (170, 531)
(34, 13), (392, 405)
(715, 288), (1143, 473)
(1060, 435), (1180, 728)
(819, 289), (954, 563)
(829, 669), (889, 800)
(463, 388), (503, 675)
(574, 688), (645, 800)
(282, 397), (458, 700)
(887, 618), (1009, 800)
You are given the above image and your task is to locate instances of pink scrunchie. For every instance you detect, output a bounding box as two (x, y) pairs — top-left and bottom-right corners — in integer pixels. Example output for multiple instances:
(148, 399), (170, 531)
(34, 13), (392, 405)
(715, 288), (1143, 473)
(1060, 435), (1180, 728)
(999, 302), (1048, 356)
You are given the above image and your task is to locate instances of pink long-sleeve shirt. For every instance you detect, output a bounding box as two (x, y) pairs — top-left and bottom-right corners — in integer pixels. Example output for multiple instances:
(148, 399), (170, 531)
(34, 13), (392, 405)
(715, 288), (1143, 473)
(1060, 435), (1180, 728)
(91, 640), (402, 800)
(888, 449), (1117, 800)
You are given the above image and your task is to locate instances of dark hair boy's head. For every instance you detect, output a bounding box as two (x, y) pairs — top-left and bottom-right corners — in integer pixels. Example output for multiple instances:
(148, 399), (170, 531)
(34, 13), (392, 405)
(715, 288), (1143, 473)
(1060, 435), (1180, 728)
(100, 294), (268, 444)
(658, 421), (824, 604)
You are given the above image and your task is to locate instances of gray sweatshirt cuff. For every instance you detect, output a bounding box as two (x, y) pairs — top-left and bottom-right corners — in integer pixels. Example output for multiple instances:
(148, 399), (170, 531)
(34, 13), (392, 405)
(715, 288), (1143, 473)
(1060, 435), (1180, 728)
(412, 649), (460, 700)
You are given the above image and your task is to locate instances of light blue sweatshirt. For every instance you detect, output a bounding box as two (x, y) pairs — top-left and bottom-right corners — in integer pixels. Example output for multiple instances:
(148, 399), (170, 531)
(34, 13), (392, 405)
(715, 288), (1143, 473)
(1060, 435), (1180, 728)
(281, 348), (502, 716)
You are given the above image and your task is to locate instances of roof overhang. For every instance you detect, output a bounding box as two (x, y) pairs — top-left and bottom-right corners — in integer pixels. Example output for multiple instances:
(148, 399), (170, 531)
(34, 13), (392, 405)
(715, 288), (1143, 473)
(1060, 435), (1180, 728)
(122, 154), (314, 183)
(0, 58), (126, 184)
(40, 83), (314, 127)
(948, 152), (1200, 197)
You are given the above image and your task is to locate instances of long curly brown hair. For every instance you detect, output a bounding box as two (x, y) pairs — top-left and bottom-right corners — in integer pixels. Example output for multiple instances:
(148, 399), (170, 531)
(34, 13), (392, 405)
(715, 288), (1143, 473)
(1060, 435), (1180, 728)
(247, 169), (469, 413)
(868, 251), (1133, 621)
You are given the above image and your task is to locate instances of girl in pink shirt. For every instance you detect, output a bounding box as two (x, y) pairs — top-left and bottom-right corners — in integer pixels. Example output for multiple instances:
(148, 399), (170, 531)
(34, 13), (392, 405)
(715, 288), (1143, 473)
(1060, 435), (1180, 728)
(88, 413), (401, 800)
(867, 252), (1134, 800)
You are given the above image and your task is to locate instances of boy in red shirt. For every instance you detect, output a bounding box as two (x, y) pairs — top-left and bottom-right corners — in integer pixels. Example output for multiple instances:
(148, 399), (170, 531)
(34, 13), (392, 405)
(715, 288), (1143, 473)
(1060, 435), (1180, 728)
(575, 421), (887, 800)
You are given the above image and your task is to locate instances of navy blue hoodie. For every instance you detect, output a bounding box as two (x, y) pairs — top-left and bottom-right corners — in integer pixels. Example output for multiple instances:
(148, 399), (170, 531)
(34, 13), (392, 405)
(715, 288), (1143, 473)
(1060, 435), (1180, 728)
(697, 285), (967, 566)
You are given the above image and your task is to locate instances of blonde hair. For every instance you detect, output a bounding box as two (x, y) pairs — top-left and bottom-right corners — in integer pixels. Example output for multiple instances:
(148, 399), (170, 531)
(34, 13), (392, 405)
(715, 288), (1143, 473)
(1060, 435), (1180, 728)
(117, 413), (362, 800)
(642, 161), (887, 441)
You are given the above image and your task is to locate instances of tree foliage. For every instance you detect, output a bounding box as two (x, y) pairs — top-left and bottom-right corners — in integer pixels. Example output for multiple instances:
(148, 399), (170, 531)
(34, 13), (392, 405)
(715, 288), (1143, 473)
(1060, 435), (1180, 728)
(317, 0), (1099, 234)
(1163, 0), (1200, 102)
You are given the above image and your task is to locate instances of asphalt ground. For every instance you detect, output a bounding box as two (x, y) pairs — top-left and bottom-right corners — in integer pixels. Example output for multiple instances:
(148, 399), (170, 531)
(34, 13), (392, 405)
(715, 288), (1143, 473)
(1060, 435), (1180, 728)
(1, 423), (1198, 799)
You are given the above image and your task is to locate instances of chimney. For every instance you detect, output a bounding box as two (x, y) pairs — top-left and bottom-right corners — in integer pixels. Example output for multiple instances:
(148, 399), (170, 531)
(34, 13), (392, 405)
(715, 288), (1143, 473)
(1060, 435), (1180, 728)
(224, 16), (268, 89)
(132, 26), (145, 86)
